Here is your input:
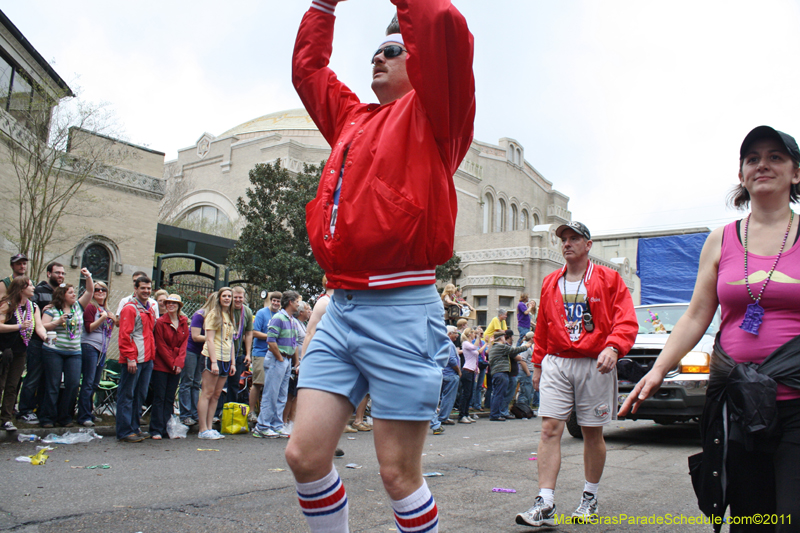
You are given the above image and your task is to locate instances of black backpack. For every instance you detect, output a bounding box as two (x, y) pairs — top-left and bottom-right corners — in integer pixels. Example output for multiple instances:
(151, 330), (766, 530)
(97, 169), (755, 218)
(510, 402), (535, 419)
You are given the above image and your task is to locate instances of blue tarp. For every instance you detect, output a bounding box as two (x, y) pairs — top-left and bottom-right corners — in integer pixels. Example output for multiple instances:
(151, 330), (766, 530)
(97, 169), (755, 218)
(637, 233), (709, 305)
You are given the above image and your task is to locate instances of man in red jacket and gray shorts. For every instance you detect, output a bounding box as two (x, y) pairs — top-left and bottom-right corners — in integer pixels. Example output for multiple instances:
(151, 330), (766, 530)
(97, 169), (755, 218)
(284, 1), (475, 532)
(515, 221), (637, 527)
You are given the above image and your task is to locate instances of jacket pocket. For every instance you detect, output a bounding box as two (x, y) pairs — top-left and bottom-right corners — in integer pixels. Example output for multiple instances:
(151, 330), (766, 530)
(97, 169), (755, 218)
(340, 176), (424, 270)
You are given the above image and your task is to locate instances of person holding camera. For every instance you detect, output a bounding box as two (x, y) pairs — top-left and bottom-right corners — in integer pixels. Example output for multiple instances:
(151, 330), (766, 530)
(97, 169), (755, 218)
(39, 268), (94, 428)
(515, 221), (637, 527)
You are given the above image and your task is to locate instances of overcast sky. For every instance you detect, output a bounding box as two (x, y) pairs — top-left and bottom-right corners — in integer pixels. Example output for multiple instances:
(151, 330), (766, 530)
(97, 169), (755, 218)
(5, 1), (800, 235)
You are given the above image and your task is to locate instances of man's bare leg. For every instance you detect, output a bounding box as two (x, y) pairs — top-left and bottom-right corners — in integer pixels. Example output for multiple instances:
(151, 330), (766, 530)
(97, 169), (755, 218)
(286, 389), (355, 532)
(286, 388), (353, 481)
(537, 417), (566, 489)
(581, 426), (606, 484)
(374, 419), (440, 532)
(249, 383), (262, 417)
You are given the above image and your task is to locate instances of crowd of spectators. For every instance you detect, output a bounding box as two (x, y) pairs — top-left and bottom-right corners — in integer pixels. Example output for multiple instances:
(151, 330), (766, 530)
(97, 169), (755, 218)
(0, 255), (539, 442)
(429, 287), (540, 433)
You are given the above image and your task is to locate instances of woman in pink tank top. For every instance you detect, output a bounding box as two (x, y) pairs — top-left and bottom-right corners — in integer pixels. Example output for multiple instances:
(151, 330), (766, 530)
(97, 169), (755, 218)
(620, 126), (800, 531)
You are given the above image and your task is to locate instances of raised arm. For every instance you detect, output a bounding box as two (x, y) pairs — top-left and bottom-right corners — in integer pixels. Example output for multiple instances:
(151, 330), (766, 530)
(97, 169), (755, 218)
(393, 0), (475, 168)
(292, 1), (361, 146)
(619, 228), (722, 416)
(78, 268), (94, 309)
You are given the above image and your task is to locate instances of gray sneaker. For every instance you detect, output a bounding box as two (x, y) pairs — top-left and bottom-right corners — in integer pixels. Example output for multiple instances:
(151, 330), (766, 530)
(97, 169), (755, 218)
(571, 491), (598, 523)
(516, 496), (557, 527)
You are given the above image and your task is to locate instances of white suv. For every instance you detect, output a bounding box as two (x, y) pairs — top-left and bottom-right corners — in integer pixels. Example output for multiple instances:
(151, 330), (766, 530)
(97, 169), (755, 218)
(566, 303), (718, 438)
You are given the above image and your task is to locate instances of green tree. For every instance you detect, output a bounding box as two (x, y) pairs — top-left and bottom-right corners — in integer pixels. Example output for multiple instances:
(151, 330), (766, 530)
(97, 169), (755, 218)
(227, 160), (324, 297)
(436, 251), (462, 285)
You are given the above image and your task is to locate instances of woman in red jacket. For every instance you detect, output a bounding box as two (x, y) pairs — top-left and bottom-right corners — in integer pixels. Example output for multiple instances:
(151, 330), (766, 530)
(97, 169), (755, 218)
(151, 294), (188, 439)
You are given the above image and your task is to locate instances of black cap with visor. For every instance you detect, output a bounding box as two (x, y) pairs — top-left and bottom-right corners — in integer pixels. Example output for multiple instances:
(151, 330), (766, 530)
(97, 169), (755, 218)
(740, 126), (800, 163)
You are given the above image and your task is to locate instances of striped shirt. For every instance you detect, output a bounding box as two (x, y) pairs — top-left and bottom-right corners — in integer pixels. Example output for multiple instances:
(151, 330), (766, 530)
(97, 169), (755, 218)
(45, 303), (83, 354)
(267, 309), (297, 356)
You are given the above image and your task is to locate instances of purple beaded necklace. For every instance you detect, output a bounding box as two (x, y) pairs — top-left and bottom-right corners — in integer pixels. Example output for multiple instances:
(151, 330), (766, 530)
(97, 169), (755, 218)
(739, 210), (794, 335)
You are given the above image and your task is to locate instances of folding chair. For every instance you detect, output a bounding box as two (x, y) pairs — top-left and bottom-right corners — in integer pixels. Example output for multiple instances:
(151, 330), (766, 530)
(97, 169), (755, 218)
(93, 361), (120, 417)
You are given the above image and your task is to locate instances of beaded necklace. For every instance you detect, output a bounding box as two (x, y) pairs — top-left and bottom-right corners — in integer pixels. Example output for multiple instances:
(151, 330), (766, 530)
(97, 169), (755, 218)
(58, 306), (80, 340)
(14, 300), (33, 346)
(739, 210), (794, 335)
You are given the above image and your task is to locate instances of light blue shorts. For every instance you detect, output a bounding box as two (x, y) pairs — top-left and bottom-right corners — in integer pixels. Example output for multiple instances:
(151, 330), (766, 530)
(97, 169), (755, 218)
(298, 284), (449, 421)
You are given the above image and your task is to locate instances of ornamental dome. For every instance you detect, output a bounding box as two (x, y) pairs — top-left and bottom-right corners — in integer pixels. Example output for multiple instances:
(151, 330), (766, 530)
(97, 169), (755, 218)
(218, 108), (317, 139)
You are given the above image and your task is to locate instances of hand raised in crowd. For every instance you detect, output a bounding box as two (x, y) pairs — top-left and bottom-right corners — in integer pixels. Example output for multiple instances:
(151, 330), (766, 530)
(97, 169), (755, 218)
(79, 267), (92, 278)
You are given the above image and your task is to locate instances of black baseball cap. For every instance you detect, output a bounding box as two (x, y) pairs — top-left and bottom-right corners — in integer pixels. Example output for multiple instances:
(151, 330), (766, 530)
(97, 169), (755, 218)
(555, 221), (591, 240)
(10, 253), (27, 264)
(740, 126), (800, 162)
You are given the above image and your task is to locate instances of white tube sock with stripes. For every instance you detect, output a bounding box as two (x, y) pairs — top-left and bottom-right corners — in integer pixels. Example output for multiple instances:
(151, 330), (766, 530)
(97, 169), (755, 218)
(296, 467), (349, 533)
(391, 481), (439, 533)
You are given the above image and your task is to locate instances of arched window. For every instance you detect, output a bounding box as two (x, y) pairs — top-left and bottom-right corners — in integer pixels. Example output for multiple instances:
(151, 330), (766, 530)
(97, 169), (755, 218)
(80, 243), (110, 293)
(532, 213), (540, 227)
(521, 209), (529, 229)
(178, 205), (233, 237)
(511, 204), (519, 230)
(183, 205), (230, 226)
(516, 148), (522, 166)
(483, 193), (495, 233)
(498, 199), (507, 232)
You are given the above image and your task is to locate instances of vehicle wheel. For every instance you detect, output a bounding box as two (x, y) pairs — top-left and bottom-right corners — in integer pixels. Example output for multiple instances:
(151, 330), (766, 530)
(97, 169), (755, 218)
(653, 417), (678, 425)
(566, 410), (583, 439)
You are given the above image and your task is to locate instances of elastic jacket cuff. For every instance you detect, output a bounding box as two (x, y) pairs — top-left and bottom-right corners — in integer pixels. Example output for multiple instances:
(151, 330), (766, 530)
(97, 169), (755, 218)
(311, 0), (338, 15)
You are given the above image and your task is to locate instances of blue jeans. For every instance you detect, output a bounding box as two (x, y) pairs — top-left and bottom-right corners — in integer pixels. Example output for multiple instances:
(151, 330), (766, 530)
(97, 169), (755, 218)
(471, 366), (487, 409)
(256, 354), (291, 432)
(150, 370), (180, 437)
(179, 350), (203, 421)
(40, 347), (82, 426)
(17, 337), (44, 417)
(501, 374), (518, 417)
(458, 370), (475, 419)
(77, 344), (106, 424)
(516, 327), (531, 346)
(430, 374), (459, 430)
(115, 359), (153, 439)
(517, 372), (538, 407)
(490, 372), (509, 419)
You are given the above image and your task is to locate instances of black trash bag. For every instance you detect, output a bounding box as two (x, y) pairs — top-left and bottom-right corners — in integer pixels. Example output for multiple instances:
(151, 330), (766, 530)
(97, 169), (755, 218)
(617, 358), (647, 383)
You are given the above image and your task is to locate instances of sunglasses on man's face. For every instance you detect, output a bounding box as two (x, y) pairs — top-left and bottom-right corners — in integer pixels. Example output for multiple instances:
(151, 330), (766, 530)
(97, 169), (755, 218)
(371, 45), (407, 64)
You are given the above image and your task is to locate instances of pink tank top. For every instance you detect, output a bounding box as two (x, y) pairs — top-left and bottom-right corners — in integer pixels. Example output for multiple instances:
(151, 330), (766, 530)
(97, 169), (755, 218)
(717, 221), (800, 400)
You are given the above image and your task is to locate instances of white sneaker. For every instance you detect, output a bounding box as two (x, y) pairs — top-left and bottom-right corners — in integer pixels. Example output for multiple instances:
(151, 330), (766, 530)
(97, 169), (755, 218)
(198, 430), (222, 440)
(277, 429), (290, 438)
(3, 421), (17, 431)
(211, 429), (226, 439)
(470, 414), (479, 421)
(571, 491), (598, 523)
(516, 496), (557, 527)
(458, 416), (473, 424)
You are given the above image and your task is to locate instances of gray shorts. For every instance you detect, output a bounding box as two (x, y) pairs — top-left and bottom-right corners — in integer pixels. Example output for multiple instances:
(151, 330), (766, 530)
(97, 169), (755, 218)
(538, 356), (617, 427)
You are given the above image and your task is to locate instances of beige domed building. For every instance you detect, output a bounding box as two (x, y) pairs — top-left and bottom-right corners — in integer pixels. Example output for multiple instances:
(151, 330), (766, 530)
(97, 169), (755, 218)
(164, 108), (635, 326)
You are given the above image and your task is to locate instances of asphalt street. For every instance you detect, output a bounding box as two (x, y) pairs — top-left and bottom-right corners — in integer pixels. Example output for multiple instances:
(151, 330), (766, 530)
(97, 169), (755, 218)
(0, 417), (715, 532)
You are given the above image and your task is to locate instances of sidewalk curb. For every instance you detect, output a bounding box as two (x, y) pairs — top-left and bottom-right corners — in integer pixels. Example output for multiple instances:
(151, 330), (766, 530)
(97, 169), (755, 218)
(0, 424), (144, 443)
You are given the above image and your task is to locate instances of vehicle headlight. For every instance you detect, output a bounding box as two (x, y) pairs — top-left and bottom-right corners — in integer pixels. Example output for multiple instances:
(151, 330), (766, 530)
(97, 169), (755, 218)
(680, 351), (710, 374)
